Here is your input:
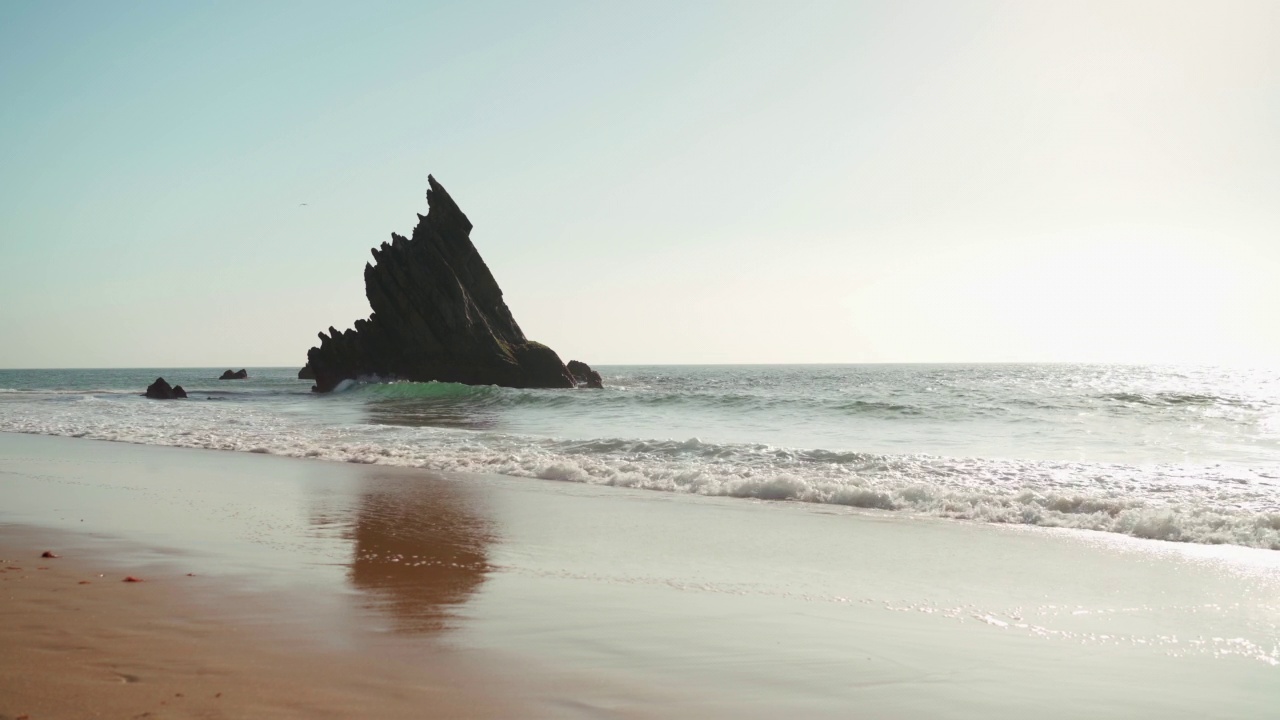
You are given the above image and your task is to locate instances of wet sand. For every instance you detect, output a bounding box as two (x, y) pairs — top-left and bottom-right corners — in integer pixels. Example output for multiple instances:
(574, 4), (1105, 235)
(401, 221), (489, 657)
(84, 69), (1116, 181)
(2, 432), (1279, 718)
(0, 526), (513, 719)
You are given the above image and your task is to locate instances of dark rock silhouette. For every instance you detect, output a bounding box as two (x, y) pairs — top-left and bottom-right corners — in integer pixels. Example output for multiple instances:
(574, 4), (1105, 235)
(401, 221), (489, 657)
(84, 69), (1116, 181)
(219, 369), (248, 380)
(297, 365), (315, 380)
(144, 377), (187, 399)
(303, 175), (593, 393)
(567, 360), (604, 389)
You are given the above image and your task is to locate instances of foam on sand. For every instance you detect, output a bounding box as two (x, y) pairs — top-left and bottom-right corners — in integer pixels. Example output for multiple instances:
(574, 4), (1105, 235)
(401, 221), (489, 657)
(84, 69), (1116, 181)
(4, 392), (1279, 549)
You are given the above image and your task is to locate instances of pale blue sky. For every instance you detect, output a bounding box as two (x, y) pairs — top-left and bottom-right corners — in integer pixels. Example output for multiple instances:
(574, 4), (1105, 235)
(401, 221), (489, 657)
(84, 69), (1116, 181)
(2, 1), (1278, 368)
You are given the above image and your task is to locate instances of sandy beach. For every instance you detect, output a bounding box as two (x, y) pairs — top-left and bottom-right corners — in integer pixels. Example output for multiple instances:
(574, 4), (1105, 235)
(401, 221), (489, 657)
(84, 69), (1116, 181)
(0, 525), (516, 720)
(3, 431), (1279, 719)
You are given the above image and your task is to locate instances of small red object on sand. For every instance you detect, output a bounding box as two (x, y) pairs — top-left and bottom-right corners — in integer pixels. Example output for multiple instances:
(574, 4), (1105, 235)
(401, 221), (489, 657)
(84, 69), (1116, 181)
(41, 551), (60, 558)
(78, 580), (91, 584)
(186, 573), (196, 577)
(123, 576), (144, 583)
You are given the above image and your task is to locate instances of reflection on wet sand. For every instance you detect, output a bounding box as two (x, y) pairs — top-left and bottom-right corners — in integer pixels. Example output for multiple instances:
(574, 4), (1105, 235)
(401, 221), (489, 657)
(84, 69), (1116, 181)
(341, 471), (494, 634)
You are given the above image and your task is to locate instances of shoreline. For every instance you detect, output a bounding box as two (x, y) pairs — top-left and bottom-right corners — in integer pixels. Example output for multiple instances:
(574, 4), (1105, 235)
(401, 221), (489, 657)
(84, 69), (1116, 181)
(3, 414), (1277, 553)
(4, 431), (1280, 718)
(2, 423), (1273, 554)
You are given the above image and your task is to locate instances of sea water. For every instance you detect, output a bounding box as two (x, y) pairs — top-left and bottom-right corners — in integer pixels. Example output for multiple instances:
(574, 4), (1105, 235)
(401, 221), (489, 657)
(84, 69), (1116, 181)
(2, 364), (1279, 549)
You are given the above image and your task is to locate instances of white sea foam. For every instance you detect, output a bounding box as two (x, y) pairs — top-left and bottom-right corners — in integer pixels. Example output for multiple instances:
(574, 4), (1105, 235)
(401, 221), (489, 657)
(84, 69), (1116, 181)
(4, 383), (1280, 550)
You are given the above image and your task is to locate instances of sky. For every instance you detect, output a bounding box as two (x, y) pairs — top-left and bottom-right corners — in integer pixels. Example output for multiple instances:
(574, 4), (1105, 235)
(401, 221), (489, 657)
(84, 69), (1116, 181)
(1, 0), (1278, 368)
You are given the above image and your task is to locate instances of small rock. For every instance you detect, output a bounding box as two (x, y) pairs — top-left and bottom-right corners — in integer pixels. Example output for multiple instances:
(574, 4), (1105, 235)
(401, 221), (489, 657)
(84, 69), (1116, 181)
(567, 360), (604, 389)
(41, 551), (60, 558)
(144, 378), (186, 400)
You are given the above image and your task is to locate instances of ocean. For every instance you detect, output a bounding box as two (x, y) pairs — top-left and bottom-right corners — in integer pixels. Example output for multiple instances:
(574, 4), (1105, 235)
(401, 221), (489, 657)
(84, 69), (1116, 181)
(3, 363), (1280, 550)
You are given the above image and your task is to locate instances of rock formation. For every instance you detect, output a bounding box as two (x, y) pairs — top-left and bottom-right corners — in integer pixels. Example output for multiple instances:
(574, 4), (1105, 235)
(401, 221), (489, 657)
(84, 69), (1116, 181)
(567, 360), (604, 389)
(301, 175), (595, 393)
(144, 377), (187, 399)
(219, 369), (248, 380)
(297, 365), (315, 380)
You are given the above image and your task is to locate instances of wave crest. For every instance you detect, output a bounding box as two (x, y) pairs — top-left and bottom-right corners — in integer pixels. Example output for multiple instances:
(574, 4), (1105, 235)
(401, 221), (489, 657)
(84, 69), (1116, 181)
(1098, 391), (1247, 407)
(7, 403), (1280, 550)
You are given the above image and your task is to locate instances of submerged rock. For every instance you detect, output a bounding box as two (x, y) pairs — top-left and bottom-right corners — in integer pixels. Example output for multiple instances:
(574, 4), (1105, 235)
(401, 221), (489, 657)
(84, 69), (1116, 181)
(145, 377), (187, 399)
(303, 175), (597, 393)
(219, 369), (248, 380)
(567, 360), (604, 389)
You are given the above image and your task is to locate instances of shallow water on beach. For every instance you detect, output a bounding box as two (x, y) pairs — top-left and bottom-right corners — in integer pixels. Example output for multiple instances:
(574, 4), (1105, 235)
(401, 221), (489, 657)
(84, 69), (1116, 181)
(4, 433), (1278, 718)
(3, 363), (1280, 549)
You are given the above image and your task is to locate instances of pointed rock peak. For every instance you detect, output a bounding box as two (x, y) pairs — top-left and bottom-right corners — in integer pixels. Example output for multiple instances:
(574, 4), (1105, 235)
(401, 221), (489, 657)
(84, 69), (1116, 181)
(425, 175), (472, 233)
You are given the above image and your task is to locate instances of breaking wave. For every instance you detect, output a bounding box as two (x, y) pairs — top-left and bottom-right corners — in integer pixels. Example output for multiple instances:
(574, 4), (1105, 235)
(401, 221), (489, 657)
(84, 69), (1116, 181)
(1098, 391), (1252, 408)
(6, 364), (1280, 551)
(3, 400), (1280, 550)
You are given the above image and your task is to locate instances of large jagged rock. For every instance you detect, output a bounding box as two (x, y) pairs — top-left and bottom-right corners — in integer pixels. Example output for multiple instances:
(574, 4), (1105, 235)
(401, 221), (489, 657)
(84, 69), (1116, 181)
(219, 369), (248, 380)
(302, 175), (588, 393)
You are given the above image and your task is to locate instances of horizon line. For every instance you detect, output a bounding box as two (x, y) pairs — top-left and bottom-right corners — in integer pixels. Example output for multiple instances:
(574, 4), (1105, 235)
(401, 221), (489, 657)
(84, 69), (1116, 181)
(2, 360), (1276, 371)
